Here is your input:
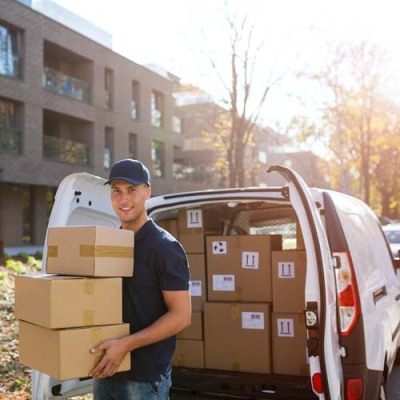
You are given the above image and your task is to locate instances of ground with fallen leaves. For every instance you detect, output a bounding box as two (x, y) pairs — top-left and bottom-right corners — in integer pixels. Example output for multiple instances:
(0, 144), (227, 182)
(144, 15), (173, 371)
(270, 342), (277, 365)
(0, 257), (92, 400)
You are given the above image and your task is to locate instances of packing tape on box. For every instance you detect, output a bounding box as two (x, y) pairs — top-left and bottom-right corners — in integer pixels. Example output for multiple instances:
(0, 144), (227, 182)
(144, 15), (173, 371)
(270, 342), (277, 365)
(83, 279), (95, 295)
(80, 245), (133, 258)
(230, 305), (240, 320)
(83, 310), (94, 326)
(47, 245), (58, 257)
(91, 327), (103, 347)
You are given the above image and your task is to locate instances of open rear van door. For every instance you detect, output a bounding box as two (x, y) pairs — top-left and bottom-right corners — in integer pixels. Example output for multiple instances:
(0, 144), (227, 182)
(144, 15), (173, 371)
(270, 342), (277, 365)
(268, 165), (344, 399)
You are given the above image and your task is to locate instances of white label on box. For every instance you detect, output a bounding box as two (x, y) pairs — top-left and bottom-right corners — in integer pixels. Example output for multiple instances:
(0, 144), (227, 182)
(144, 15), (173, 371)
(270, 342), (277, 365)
(278, 262), (295, 278)
(242, 251), (259, 269)
(277, 318), (295, 337)
(189, 280), (202, 297)
(242, 312), (265, 330)
(186, 209), (202, 228)
(212, 240), (227, 254)
(213, 274), (235, 291)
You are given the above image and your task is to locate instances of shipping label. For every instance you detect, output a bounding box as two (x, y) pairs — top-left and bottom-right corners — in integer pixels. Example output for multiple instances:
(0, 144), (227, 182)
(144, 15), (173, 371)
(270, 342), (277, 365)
(212, 274), (235, 291)
(186, 209), (202, 228)
(278, 261), (295, 278)
(189, 280), (202, 297)
(242, 312), (265, 330)
(242, 251), (259, 269)
(277, 318), (295, 337)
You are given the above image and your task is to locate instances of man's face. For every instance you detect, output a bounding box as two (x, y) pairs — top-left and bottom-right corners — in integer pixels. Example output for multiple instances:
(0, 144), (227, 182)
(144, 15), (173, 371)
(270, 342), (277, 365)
(110, 179), (151, 230)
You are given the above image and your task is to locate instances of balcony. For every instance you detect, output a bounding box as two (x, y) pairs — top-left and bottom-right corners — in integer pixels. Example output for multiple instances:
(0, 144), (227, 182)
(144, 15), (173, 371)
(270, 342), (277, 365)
(43, 67), (90, 102)
(43, 134), (90, 165)
(0, 125), (21, 154)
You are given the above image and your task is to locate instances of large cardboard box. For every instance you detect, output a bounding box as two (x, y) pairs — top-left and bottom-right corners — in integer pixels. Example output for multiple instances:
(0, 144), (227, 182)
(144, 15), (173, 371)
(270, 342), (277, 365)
(271, 312), (309, 376)
(272, 250), (306, 313)
(15, 273), (122, 328)
(172, 339), (204, 369)
(204, 302), (272, 374)
(46, 226), (134, 277)
(178, 311), (203, 340)
(19, 321), (130, 381)
(187, 253), (206, 311)
(206, 235), (282, 302)
(178, 209), (221, 253)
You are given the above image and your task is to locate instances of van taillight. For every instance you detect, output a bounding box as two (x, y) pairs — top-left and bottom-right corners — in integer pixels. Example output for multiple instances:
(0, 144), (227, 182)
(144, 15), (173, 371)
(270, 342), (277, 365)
(311, 373), (324, 394)
(333, 251), (361, 336)
(347, 378), (363, 400)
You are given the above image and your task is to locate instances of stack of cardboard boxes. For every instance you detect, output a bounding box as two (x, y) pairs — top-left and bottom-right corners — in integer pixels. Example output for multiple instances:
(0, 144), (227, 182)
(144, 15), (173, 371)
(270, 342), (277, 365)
(16, 226), (134, 381)
(161, 208), (309, 377)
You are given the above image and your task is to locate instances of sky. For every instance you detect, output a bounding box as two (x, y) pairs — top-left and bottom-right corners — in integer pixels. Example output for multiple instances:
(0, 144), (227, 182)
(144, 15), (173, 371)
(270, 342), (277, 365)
(46, 0), (400, 130)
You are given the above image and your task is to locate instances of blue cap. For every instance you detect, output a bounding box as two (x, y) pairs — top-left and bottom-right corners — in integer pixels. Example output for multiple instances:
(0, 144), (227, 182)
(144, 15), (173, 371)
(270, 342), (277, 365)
(104, 159), (151, 186)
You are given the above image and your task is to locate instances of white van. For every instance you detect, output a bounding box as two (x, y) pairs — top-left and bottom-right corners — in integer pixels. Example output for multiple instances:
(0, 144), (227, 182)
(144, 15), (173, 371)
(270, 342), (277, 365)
(31, 166), (400, 400)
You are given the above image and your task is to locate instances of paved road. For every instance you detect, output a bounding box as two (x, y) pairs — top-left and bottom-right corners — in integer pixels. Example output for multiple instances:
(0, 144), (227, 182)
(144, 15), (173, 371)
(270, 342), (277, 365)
(170, 365), (400, 399)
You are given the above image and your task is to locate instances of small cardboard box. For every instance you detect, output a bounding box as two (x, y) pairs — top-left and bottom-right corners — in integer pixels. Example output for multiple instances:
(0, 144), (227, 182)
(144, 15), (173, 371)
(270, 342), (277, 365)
(204, 302), (272, 374)
(272, 250), (306, 313)
(158, 219), (179, 239)
(172, 339), (204, 369)
(206, 235), (282, 302)
(178, 311), (203, 340)
(187, 253), (206, 311)
(18, 321), (131, 381)
(46, 226), (134, 277)
(271, 312), (309, 376)
(15, 273), (122, 328)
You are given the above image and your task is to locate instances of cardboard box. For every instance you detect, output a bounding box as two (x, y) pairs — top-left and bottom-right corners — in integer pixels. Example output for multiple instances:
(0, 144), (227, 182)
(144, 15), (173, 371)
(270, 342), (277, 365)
(172, 339), (204, 369)
(271, 312), (309, 376)
(204, 302), (272, 374)
(19, 321), (130, 381)
(158, 219), (179, 239)
(178, 311), (203, 340)
(187, 253), (206, 311)
(272, 250), (306, 313)
(15, 273), (122, 328)
(46, 226), (134, 277)
(178, 209), (221, 253)
(206, 235), (282, 302)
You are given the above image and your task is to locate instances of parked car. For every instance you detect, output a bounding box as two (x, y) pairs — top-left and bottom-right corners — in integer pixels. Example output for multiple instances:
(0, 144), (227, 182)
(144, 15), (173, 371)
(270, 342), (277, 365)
(30, 166), (400, 400)
(383, 223), (400, 259)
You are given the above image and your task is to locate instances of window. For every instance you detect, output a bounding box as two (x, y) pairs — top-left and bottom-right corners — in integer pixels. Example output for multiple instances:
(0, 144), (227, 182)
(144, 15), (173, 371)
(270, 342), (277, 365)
(151, 91), (164, 128)
(104, 68), (114, 110)
(151, 140), (165, 177)
(129, 133), (137, 159)
(172, 116), (182, 133)
(258, 150), (267, 164)
(104, 127), (114, 169)
(0, 97), (21, 154)
(0, 23), (22, 78)
(131, 80), (140, 119)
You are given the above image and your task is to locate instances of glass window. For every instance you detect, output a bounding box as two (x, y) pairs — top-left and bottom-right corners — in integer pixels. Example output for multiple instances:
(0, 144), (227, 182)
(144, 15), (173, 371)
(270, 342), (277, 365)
(131, 80), (140, 119)
(151, 139), (165, 177)
(172, 116), (182, 133)
(104, 127), (114, 169)
(104, 68), (114, 110)
(0, 23), (21, 78)
(151, 91), (164, 128)
(0, 97), (21, 154)
(129, 133), (137, 159)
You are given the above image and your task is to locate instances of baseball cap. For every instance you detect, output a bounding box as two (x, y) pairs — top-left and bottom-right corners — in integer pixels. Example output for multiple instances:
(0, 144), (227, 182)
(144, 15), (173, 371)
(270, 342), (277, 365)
(104, 159), (151, 186)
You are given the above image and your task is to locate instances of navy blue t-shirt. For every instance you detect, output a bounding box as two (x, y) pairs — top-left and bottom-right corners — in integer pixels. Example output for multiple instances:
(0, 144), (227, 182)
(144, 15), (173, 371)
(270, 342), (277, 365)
(119, 219), (189, 382)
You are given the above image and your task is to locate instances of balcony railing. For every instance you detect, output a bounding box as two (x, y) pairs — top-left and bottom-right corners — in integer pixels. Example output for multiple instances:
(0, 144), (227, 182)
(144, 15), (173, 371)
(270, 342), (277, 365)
(43, 67), (90, 102)
(43, 134), (90, 165)
(0, 125), (21, 154)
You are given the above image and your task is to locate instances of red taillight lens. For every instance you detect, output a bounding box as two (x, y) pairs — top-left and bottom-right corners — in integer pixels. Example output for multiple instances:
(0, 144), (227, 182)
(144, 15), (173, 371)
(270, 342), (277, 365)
(312, 373), (324, 394)
(347, 378), (363, 400)
(334, 251), (361, 336)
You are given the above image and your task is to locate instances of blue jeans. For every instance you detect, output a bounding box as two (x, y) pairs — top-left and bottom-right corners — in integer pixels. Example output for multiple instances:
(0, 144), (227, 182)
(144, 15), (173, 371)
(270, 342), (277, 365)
(93, 367), (172, 400)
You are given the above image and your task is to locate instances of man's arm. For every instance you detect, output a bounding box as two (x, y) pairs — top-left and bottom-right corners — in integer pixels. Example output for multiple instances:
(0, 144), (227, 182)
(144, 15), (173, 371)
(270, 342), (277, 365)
(88, 289), (191, 379)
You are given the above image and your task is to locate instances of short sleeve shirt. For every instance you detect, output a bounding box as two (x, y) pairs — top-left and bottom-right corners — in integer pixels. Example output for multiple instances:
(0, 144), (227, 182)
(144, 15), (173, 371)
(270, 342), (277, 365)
(119, 219), (189, 382)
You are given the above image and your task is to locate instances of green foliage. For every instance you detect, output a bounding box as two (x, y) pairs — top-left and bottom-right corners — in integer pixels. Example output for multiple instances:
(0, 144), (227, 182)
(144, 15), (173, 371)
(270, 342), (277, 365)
(5, 259), (28, 275)
(26, 256), (42, 271)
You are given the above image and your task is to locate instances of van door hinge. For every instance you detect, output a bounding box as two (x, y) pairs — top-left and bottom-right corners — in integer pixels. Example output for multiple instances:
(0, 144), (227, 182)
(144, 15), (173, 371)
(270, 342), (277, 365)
(332, 255), (341, 269)
(339, 346), (347, 358)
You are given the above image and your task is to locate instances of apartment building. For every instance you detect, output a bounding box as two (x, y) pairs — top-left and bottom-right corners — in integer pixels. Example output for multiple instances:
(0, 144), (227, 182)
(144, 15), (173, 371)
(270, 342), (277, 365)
(0, 0), (189, 247)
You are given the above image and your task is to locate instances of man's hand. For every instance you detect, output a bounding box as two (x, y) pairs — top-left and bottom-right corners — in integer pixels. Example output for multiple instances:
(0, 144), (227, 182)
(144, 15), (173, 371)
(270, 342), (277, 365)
(89, 338), (128, 379)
